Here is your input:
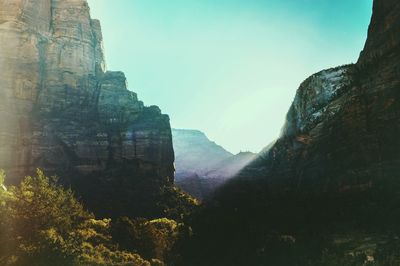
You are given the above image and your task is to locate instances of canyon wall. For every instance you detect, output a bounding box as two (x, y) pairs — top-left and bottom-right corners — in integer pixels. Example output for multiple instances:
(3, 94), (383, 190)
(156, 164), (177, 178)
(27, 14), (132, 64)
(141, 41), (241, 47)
(236, 0), (400, 192)
(0, 0), (174, 183)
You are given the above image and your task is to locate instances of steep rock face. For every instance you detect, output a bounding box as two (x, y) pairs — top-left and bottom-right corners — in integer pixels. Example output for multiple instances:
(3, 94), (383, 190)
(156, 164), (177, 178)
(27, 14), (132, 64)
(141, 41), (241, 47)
(282, 66), (352, 137)
(358, 0), (400, 65)
(0, 0), (174, 183)
(237, 0), (400, 192)
(182, 2), (400, 265)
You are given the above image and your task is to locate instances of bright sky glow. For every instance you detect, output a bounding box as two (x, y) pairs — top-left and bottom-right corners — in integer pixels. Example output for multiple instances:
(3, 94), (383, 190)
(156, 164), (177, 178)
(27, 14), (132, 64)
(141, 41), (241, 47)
(87, 0), (373, 153)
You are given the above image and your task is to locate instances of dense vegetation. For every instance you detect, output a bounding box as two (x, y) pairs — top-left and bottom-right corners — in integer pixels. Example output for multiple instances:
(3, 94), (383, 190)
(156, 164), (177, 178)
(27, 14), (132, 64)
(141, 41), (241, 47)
(67, 163), (198, 220)
(2, 168), (400, 265)
(0, 169), (197, 266)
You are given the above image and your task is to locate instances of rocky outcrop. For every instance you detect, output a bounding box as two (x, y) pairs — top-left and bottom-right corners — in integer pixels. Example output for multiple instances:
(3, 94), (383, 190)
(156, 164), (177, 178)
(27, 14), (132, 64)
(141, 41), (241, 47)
(236, 0), (400, 193)
(0, 0), (174, 183)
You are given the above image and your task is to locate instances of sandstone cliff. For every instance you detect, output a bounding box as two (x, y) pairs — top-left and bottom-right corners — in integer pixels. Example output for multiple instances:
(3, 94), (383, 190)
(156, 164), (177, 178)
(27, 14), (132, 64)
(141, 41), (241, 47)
(0, 0), (174, 183)
(234, 0), (400, 192)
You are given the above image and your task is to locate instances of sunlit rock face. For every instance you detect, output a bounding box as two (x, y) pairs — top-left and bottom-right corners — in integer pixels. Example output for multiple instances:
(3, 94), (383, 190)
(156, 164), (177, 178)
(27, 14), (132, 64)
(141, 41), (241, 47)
(237, 0), (400, 192)
(0, 0), (174, 182)
(282, 66), (352, 137)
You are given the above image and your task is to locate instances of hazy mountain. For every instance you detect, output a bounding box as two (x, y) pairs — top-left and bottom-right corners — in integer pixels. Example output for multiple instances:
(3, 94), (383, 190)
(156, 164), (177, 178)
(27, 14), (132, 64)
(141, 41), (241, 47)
(172, 129), (256, 199)
(172, 129), (233, 179)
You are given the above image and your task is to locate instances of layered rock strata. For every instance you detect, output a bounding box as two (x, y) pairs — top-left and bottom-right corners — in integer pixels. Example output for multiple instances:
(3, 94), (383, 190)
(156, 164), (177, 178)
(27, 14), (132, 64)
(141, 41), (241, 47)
(0, 0), (174, 183)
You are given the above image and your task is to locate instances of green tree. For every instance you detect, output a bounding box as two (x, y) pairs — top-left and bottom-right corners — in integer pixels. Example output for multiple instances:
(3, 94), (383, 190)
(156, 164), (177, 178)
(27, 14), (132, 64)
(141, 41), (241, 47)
(0, 169), (150, 266)
(0, 169), (13, 264)
(111, 216), (184, 263)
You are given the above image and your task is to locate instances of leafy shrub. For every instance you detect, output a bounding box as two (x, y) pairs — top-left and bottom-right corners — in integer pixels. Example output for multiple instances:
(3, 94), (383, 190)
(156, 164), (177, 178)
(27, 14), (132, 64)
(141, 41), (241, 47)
(111, 216), (187, 264)
(0, 169), (150, 266)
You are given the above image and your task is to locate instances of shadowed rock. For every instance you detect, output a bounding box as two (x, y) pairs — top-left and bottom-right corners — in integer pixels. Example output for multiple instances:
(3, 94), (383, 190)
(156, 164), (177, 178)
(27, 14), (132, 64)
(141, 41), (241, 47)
(234, 0), (400, 193)
(0, 0), (174, 184)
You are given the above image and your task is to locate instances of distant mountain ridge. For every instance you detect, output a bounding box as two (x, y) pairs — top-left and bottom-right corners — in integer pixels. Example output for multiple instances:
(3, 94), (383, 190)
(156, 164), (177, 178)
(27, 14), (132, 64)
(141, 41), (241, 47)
(172, 128), (256, 199)
(172, 128), (233, 180)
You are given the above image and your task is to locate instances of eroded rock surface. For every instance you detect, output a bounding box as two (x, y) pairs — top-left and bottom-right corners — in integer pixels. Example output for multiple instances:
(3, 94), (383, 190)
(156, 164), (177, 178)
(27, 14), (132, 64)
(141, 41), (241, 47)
(236, 0), (400, 192)
(0, 0), (174, 183)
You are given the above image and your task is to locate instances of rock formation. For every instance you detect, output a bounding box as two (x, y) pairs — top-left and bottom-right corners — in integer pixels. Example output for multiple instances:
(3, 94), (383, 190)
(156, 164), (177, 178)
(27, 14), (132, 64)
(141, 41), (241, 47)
(183, 2), (400, 264)
(235, 0), (400, 193)
(178, 1), (400, 265)
(0, 0), (174, 183)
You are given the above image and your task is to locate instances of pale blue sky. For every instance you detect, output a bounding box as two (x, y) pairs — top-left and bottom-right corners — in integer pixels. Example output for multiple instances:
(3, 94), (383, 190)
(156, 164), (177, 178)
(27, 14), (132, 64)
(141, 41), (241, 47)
(87, 0), (373, 154)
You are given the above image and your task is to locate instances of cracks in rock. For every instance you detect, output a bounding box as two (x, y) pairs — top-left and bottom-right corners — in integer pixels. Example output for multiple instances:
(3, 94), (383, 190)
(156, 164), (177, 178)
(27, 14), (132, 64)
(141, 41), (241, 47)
(34, 37), (48, 109)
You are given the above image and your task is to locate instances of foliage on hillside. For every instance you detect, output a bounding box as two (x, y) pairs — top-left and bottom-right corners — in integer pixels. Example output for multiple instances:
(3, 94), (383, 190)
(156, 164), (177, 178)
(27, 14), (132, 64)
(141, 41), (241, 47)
(69, 163), (199, 220)
(6, 169), (400, 265)
(0, 170), (196, 266)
